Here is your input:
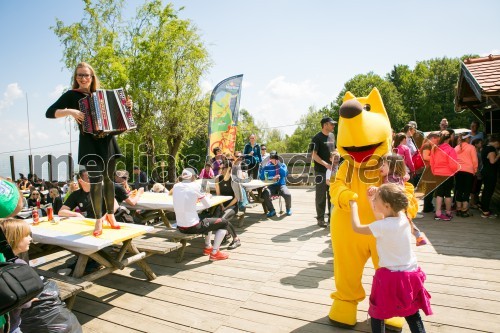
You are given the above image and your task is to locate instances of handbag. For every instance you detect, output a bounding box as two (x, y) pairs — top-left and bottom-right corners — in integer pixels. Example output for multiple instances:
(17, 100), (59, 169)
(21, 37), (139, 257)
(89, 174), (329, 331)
(412, 152), (425, 171)
(0, 228), (44, 316)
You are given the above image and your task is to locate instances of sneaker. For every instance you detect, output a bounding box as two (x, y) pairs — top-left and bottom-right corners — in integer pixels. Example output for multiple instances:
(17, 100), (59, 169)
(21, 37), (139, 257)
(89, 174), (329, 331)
(228, 239), (241, 250)
(286, 209), (292, 216)
(221, 235), (231, 245)
(481, 212), (498, 219)
(460, 211), (472, 217)
(209, 250), (229, 261)
(266, 210), (276, 217)
(434, 213), (451, 221)
(446, 213), (453, 220)
(317, 219), (327, 228)
(203, 247), (213, 255)
(414, 213), (424, 219)
(416, 237), (427, 246)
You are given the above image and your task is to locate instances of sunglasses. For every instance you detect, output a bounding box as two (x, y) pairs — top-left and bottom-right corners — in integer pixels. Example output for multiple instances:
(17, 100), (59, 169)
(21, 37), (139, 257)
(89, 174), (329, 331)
(120, 176), (128, 180)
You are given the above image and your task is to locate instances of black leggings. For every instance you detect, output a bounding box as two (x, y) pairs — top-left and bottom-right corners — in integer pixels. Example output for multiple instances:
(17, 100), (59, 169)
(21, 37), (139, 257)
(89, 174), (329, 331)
(85, 158), (116, 219)
(371, 311), (426, 333)
(214, 205), (239, 239)
(454, 171), (474, 202)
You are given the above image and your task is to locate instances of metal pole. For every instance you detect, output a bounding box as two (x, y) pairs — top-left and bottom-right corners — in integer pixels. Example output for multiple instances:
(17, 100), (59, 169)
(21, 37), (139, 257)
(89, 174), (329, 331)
(9, 156), (15, 180)
(25, 93), (33, 175)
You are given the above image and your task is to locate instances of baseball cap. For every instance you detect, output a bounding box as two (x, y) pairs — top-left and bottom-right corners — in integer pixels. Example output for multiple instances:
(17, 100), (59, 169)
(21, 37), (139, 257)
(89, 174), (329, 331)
(181, 168), (197, 181)
(321, 116), (337, 126)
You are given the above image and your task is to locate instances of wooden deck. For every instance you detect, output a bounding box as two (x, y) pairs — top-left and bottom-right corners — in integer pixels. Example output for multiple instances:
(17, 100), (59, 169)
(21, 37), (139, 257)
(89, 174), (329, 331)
(37, 188), (500, 332)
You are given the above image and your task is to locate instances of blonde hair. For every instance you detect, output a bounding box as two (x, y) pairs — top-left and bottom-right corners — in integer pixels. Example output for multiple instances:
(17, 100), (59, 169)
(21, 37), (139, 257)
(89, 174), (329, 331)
(49, 188), (59, 198)
(0, 218), (31, 252)
(151, 183), (166, 193)
(72, 62), (100, 92)
(376, 183), (409, 213)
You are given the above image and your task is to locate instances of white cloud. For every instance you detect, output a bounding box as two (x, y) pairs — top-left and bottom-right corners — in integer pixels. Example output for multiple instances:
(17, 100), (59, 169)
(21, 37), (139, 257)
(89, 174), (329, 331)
(262, 76), (322, 100)
(245, 76), (326, 136)
(242, 80), (252, 89)
(0, 83), (23, 111)
(49, 84), (66, 99)
(200, 80), (213, 95)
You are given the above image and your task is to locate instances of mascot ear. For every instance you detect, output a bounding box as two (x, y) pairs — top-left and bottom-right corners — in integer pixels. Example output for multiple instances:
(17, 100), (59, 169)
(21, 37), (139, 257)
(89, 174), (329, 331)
(343, 91), (356, 102)
(366, 88), (388, 118)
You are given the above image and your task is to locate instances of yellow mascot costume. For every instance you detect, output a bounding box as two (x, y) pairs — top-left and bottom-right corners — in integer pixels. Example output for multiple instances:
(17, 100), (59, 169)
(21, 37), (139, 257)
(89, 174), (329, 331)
(329, 88), (418, 330)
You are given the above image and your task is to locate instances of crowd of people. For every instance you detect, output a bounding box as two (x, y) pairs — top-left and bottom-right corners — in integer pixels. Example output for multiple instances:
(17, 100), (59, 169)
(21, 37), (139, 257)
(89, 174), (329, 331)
(0, 62), (497, 333)
(401, 119), (499, 220)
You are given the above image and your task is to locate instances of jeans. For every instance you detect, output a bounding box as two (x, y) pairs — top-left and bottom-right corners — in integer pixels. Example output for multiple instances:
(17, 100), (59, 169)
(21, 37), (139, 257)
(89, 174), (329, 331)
(261, 185), (291, 211)
(315, 172), (330, 220)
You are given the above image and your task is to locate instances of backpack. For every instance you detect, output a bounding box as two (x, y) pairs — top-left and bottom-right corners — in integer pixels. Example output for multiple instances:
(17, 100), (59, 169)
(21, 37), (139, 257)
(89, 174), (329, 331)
(0, 229), (44, 316)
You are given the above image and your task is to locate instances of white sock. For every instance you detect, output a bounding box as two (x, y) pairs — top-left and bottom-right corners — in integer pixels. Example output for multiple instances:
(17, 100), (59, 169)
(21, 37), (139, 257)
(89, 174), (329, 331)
(205, 232), (212, 248)
(212, 230), (227, 253)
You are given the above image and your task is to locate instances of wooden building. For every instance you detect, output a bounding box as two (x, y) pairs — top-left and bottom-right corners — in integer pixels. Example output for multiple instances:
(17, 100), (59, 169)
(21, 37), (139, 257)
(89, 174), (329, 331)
(455, 54), (500, 134)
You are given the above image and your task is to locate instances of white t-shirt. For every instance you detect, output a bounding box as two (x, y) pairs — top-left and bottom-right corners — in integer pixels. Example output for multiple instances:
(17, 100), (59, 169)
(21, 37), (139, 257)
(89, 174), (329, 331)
(325, 164), (339, 182)
(172, 181), (210, 228)
(368, 212), (418, 271)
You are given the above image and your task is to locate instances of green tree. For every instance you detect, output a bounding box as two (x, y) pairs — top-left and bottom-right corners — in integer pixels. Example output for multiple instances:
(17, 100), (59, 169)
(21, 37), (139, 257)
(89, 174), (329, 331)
(388, 57), (473, 131)
(52, 0), (211, 182)
(334, 72), (408, 131)
(285, 106), (325, 153)
(265, 128), (287, 153)
(235, 109), (262, 153)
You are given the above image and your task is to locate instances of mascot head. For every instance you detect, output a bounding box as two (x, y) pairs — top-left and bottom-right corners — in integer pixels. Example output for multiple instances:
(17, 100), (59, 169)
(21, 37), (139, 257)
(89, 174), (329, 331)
(336, 88), (392, 169)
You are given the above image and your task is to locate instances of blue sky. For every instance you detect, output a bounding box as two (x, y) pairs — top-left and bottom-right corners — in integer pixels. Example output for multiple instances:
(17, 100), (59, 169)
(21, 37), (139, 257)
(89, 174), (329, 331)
(0, 0), (499, 178)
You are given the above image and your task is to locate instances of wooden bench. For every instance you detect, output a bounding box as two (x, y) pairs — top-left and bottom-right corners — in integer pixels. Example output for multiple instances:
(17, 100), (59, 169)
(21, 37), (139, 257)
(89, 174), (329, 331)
(145, 227), (202, 262)
(133, 236), (183, 257)
(34, 267), (93, 310)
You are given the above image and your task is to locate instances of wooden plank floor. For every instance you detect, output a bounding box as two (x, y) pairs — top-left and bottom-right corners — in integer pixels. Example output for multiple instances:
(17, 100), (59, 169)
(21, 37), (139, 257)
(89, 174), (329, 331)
(37, 188), (500, 332)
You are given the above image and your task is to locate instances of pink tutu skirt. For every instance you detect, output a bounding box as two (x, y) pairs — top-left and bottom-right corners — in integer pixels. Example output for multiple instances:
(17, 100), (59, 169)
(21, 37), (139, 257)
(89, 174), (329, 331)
(368, 267), (433, 319)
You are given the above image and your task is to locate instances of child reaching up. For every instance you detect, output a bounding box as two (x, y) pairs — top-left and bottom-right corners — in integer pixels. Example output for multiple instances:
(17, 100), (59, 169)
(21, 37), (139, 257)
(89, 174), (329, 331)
(369, 154), (427, 246)
(349, 184), (432, 333)
(325, 150), (340, 186)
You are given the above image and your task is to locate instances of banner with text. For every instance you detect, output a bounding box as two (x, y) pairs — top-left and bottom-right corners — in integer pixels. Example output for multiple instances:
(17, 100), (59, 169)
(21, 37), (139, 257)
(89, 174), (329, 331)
(207, 74), (243, 157)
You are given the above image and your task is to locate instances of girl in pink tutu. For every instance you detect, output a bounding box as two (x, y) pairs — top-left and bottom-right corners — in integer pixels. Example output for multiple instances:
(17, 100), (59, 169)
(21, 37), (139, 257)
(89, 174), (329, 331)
(349, 183), (432, 333)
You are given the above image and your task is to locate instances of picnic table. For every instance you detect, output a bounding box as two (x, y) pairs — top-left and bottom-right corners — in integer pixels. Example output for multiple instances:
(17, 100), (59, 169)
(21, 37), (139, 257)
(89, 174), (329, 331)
(123, 192), (232, 261)
(27, 216), (156, 282)
(123, 192), (232, 227)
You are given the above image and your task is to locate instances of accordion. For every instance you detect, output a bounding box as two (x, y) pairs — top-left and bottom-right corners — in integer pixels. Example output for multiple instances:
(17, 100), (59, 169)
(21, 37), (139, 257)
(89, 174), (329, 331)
(78, 88), (137, 137)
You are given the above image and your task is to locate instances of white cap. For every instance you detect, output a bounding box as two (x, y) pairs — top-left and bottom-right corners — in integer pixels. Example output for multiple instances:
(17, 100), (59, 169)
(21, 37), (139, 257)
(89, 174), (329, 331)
(181, 168), (196, 181)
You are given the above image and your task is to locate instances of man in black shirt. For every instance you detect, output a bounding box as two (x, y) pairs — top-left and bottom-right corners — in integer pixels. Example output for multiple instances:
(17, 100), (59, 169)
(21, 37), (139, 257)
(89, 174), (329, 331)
(114, 170), (144, 206)
(310, 116), (337, 227)
(59, 170), (96, 218)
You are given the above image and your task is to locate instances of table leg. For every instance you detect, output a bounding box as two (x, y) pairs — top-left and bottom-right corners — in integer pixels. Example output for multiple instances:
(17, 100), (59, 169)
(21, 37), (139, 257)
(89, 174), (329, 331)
(158, 209), (171, 228)
(127, 241), (157, 281)
(72, 255), (89, 278)
(176, 239), (187, 263)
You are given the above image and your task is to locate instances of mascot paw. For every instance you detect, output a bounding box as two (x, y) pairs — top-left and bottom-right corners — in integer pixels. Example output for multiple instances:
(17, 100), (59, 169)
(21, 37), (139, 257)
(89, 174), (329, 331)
(328, 300), (357, 328)
(384, 317), (404, 332)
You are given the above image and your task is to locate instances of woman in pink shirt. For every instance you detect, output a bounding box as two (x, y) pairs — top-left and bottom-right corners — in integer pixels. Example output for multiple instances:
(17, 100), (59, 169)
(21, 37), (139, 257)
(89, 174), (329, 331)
(393, 133), (415, 175)
(454, 133), (478, 217)
(430, 131), (460, 221)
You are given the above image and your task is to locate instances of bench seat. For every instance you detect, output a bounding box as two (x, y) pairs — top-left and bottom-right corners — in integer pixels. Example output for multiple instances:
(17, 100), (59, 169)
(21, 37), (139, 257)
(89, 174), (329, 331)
(34, 267), (93, 309)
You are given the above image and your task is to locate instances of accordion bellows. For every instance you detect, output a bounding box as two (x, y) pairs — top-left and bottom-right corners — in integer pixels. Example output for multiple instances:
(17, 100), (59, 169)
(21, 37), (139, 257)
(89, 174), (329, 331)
(79, 88), (137, 136)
